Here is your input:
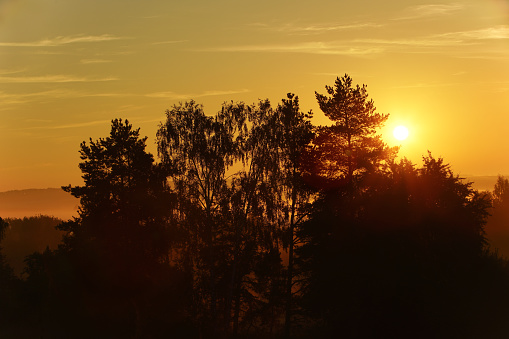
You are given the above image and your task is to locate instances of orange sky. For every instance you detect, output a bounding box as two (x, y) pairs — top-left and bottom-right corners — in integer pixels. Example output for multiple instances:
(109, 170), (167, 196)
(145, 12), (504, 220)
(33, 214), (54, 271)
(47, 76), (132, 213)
(1, 0), (509, 191)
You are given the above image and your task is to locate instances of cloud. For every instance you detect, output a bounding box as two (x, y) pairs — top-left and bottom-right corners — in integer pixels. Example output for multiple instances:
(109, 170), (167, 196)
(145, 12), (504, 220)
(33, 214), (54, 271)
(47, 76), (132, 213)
(21, 119), (112, 130)
(390, 82), (461, 89)
(0, 68), (26, 75)
(257, 22), (382, 35)
(395, 3), (464, 20)
(146, 89), (251, 99)
(151, 40), (187, 45)
(0, 89), (128, 106)
(47, 120), (113, 130)
(80, 59), (113, 64)
(0, 75), (118, 83)
(0, 34), (124, 47)
(355, 38), (465, 47)
(438, 25), (509, 40)
(353, 25), (509, 51)
(199, 24), (507, 58)
(0, 90), (86, 105)
(198, 42), (383, 55)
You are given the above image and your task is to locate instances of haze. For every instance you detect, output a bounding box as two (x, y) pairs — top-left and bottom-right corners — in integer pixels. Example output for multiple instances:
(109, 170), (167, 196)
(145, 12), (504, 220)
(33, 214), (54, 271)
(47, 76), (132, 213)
(1, 0), (509, 191)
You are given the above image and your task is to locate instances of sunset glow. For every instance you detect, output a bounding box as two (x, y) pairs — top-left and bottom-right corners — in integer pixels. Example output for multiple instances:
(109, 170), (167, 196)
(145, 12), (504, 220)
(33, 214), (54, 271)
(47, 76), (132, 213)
(0, 1), (508, 191)
(2, 2), (509, 336)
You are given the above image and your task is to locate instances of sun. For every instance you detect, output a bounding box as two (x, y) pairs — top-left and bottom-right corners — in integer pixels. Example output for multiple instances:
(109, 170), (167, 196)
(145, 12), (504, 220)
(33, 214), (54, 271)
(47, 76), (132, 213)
(393, 125), (409, 141)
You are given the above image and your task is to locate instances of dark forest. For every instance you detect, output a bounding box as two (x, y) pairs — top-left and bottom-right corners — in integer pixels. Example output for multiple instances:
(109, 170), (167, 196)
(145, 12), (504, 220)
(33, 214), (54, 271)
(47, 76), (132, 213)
(2, 75), (509, 338)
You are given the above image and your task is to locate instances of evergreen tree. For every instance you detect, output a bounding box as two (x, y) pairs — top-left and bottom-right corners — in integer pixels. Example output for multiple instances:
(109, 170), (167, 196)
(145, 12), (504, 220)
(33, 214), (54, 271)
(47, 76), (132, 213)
(303, 74), (396, 188)
(61, 119), (175, 338)
(0, 218), (23, 335)
(296, 154), (503, 338)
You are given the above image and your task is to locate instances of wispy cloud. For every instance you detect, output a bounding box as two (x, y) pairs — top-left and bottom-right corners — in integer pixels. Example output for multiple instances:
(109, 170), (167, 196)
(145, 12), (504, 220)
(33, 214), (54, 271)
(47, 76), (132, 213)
(0, 34), (124, 47)
(437, 25), (509, 40)
(390, 82), (462, 89)
(200, 24), (507, 58)
(80, 59), (113, 64)
(256, 22), (382, 35)
(391, 80), (509, 91)
(0, 68), (26, 75)
(0, 89), (128, 106)
(355, 38), (465, 47)
(395, 3), (464, 20)
(152, 40), (187, 45)
(0, 75), (118, 83)
(146, 89), (251, 99)
(47, 119), (113, 130)
(353, 25), (509, 51)
(0, 90), (87, 105)
(198, 42), (382, 55)
(21, 119), (112, 130)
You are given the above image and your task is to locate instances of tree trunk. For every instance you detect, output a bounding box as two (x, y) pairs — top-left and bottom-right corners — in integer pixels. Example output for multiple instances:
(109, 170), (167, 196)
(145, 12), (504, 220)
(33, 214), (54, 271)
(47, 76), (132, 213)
(284, 181), (297, 338)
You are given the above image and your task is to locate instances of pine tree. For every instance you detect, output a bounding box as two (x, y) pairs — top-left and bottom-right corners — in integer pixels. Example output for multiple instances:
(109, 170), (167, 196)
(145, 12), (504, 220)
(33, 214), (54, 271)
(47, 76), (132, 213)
(304, 74), (396, 188)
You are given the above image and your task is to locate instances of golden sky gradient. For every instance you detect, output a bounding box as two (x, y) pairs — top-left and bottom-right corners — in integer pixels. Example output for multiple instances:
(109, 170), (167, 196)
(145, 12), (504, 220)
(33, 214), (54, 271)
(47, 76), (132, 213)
(1, 0), (509, 191)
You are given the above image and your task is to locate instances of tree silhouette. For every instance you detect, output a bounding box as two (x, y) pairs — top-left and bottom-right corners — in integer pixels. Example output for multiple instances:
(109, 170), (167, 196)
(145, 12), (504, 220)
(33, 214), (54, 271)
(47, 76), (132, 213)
(157, 101), (246, 334)
(2, 215), (63, 277)
(222, 99), (280, 335)
(271, 94), (315, 338)
(296, 154), (508, 338)
(303, 74), (396, 188)
(5, 79), (509, 337)
(61, 118), (175, 338)
(487, 176), (509, 257)
(156, 97), (315, 336)
(0, 217), (23, 336)
(493, 176), (509, 208)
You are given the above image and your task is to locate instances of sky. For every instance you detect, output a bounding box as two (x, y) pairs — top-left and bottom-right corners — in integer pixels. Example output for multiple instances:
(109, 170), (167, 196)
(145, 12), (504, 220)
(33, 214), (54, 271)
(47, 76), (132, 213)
(1, 0), (509, 191)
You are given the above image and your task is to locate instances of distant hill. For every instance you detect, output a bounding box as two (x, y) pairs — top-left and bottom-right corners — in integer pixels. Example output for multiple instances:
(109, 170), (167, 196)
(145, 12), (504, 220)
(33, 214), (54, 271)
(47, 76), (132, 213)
(0, 177), (502, 220)
(0, 188), (79, 220)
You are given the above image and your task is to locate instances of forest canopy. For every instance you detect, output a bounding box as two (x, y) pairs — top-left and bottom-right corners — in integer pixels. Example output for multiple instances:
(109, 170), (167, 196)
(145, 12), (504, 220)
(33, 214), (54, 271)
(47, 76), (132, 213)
(1, 75), (508, 339)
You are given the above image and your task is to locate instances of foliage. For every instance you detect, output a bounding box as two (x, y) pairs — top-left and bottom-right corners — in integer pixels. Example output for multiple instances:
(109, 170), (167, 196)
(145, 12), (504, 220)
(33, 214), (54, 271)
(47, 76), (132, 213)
(5, 77), (509, 338)
(2, 215), (63, 276)
(0, 218), (24, 336)
(493, 175), (509, 207)
(157, 100), (245, 334)
(303, 74), (396, 188)
(271, 94), (315, 337)
(296, 154), (504, 338)
(58, 119), (181, 337)
(157, 98), (302, 336)
(486, 176), (509, 258)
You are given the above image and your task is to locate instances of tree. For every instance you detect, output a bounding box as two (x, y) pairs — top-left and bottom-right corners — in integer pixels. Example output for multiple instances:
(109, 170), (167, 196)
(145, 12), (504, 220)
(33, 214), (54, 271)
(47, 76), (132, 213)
(303, 74), (396, 188)
(272, 94), (315, 338)
(61, 118), (175, 338)
(223, 95), (314, 336)
(221, 99), (280, 335)
(157, 101), (246, 334)
(0, 217), (23, 334)
(156, 97), (313, 337)
(296, 154), (502, 337)
(486, 176), (509, 257)
(2, 215), (63, 277)
(493, 176), (509, 207)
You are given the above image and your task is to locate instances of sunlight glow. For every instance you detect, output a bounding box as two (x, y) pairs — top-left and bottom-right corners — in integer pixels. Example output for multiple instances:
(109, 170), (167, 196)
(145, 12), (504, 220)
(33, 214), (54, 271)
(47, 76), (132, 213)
(393, 125), (409, 141)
